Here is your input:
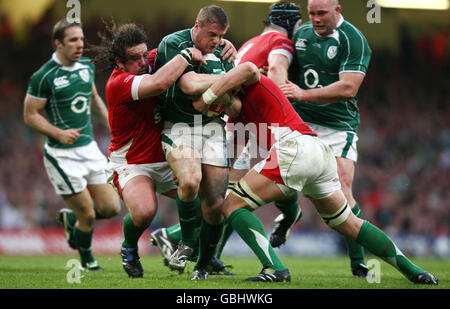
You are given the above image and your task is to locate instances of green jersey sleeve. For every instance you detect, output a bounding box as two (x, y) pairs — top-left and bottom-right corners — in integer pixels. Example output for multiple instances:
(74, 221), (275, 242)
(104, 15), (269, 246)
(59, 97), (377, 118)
(338, 24), (372, 74)
(155, 31), (193, 69)
(27, 69), (51, 100)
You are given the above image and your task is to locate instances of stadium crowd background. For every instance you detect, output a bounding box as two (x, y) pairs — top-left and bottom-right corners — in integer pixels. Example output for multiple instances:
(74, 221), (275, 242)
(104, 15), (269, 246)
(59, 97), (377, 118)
(0, 0), (448, 256)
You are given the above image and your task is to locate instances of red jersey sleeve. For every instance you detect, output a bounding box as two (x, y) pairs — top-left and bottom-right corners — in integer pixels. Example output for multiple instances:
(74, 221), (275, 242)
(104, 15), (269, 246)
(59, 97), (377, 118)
(106, 69), (147, 104)
(269, 35), (295, 62)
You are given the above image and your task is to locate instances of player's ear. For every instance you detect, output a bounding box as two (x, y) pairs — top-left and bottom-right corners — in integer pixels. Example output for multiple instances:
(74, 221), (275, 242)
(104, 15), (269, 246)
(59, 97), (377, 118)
(115, 57), (124, 70)
(54, 39), (63, 49)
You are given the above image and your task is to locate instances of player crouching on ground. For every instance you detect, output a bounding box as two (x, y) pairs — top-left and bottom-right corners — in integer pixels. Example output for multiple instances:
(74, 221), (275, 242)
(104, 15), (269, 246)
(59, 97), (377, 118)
(190, 62), (438, 285)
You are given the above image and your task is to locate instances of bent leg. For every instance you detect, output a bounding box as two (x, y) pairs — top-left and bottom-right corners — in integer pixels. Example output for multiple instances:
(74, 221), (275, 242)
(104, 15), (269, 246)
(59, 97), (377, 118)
(167, 146), (202, 248)
(121, 176), (159, 249)
(223, 170), (288, 271)
(87, 183), (121, 219)
(311, 191), (425, 282)
(336, 157), (366, 271)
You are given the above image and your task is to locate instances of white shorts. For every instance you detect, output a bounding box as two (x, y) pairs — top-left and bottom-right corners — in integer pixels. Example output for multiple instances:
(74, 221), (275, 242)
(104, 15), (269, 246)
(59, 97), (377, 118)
(253, 131), (341, 200)
(306, 122), (359, 162)
(226, 130), (252, 170)
(43, 141), (107, 195)
(106, 160), (176, 198)
(161, 119), (230, 167)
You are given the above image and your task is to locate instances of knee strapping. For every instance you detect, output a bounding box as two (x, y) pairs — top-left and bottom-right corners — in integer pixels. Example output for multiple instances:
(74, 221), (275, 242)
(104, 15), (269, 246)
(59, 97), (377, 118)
(229, 179), (265, 209)
(320, 202), (351, 228)
(225, 181), (236, 198)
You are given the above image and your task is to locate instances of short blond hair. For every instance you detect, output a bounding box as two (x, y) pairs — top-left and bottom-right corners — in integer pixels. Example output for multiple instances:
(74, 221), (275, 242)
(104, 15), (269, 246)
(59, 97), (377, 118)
(196, 5), (229, 28)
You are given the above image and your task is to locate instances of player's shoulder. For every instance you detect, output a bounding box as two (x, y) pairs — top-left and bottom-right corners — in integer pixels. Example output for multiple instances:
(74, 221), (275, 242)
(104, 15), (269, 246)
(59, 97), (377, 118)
(338, 20), (369, 44)
(107, 68), (133, 86)
(78, 56), (95, 71)
(160, 28), (192, 46)
(296, 21), (314, 35)
(29, 58), (58, 83)
(264, 31), (292, 43)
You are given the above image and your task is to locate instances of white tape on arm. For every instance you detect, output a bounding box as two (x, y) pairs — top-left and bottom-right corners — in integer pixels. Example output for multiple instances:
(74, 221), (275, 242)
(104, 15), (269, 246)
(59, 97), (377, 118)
(202, 87), (218, 105)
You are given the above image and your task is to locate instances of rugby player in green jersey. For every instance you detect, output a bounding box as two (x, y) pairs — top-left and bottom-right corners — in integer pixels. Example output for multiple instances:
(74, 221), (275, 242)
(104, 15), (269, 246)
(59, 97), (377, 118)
(153, 5), (237, 275)
(279, 0), (372, 277)
(151, 3), (303, 275)
(24, 19), (121, 271)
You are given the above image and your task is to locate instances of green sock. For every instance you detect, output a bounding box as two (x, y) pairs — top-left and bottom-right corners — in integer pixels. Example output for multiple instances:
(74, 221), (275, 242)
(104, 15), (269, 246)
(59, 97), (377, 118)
(166, 223), (181, 242)
(274, 191), (301, 220)
(195, 220), (224, 269)
(176, 194), (200, 248)
(356, 220), (423, 281)
(193, 220), (201, 257)
(344, 203), (365, 268)
(165, 220), (202, 256)
(73, 226), (95, 265)
(122, 213), (147, 249)
(214, 218), (234, 259)
(228, 208), (286, 271)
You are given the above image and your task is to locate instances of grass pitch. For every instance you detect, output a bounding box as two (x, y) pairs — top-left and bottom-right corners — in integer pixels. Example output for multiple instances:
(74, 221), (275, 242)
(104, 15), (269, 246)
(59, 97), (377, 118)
(0, 254), (448, 289)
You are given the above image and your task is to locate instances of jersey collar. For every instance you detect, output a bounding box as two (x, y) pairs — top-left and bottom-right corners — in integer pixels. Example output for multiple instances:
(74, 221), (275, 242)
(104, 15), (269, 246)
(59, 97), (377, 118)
(52, 52), (85, 71)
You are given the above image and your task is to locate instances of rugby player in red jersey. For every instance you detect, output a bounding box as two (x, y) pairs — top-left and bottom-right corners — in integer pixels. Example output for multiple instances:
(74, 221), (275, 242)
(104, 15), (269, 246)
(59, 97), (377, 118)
(190, 62), (438, 285)
(92, 22), (205, 278)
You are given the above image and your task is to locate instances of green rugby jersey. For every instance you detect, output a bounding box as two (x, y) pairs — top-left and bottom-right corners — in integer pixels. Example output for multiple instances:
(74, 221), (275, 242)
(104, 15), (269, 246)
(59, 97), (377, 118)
(27, 53), (95, 148)
(291, 16), (372, 132)
(155, 28), (234, 125)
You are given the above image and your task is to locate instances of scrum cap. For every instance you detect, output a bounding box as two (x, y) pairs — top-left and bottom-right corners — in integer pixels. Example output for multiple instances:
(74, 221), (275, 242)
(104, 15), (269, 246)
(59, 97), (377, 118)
(265, 2), (302, 39)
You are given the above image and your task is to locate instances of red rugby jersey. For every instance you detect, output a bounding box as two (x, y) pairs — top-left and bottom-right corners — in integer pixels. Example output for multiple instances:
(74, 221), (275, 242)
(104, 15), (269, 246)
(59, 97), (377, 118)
(231, 75), (316, 151)
(105, 49), (165, 164)
(235, 31), (294, 67)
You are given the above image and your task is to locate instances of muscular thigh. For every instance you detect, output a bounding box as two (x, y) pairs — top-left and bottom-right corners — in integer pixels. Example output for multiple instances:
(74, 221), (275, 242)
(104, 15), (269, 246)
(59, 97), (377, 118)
(122, 175), (158, 212)
(62, 189), (95, 215)
(200, 164), (229, 205)
(166, 146), (202, 180)
(336, 156), (355, 188)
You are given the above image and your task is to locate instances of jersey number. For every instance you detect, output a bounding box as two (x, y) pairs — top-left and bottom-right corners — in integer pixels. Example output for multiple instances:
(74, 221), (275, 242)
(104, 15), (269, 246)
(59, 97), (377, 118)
(70, 96), (90, 114)
(154, 105), (162, 124)
(304, 68), (323, 88)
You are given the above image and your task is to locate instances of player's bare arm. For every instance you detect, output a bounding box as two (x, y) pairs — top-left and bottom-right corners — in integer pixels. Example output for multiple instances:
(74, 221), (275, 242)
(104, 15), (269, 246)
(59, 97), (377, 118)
(138, 48), (206, 99)
(23, 95), (80, 145)
(177, 71), (222, 96)
(267, 53), (290, 85)
(90, 83), (109, 128)
(203, 62), (260, 99)
(191, 62), (258, 115)
(280, 72), (365, 103)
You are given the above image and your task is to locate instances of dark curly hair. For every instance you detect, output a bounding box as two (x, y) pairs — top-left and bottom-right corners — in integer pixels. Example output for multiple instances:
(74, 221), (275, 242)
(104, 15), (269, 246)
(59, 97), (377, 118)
(88, 21), (149, 71)
(264, 2), (302, 39)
